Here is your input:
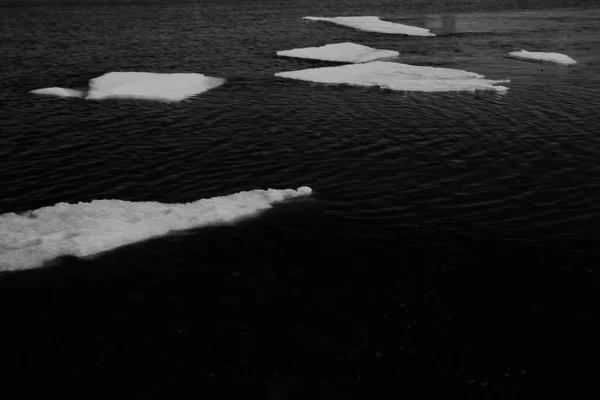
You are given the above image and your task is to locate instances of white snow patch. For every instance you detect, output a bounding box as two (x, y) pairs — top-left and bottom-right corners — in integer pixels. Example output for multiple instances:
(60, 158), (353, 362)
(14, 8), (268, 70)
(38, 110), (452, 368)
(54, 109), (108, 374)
(508, 50), (577, 65)
(29, 87), (86, 98)
(0, 186), (312, 271)
(31, 72), (225, 102)
(277, 42), (399, 63)
(275, 61), (509, 92)
(303, 16), (435, 36)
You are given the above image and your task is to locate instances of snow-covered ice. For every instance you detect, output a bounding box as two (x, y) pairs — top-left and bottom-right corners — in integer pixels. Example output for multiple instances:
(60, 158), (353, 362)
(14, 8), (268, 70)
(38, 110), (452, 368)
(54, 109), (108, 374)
(275, 61), (509, 92)
(30, 72), (225, 102)
(303, 16), (435, 36)
(508, 50), (577, 65)
(29, 87), (86, 98)
(86, 72), (225, 101)
(0, 186), (312, 271)
(277, 42), (399, 63)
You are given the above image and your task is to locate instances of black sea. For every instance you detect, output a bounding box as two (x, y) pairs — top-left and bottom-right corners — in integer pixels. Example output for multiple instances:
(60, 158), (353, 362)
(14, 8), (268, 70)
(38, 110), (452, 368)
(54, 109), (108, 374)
(1, 0), (599, 397)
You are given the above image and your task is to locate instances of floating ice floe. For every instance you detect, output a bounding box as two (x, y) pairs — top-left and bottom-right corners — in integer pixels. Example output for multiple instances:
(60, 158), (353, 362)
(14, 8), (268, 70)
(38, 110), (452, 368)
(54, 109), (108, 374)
(29, 87), (86, 98)
(0, 186), (312, 271)
(86, 72), (226, 101)
(303, 16), (435, 36)
(30, 72), (225, 102)
(277, 42), (399, 63)
(275, 61), (509, 92)
(508, 50), (577, 65)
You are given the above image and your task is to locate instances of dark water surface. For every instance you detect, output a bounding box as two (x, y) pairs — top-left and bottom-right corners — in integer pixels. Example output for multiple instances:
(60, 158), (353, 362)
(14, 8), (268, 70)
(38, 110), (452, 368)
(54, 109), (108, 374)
(1, 0), (600, 397)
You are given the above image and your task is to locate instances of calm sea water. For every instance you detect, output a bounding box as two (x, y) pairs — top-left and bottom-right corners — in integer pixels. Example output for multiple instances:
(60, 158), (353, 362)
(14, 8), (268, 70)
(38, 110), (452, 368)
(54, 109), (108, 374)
(1, 0), (600, 397)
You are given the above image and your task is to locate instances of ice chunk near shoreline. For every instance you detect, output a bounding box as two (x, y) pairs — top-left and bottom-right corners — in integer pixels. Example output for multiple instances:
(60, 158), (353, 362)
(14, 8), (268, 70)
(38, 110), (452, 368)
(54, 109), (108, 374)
(303, 16), (435, 36)
(508, 50), (577, 65)
(29, 87), (86, 98)
(277, 42), (399, 63)
(30, 72), (225, 102)
(0, 186), (312, 271)
(86, 72), (226, 101)
(275, 61), (509, 92)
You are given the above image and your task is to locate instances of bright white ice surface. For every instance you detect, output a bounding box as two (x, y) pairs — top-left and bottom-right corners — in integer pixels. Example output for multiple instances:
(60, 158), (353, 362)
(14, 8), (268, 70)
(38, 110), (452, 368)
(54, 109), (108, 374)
(508, 50), (577, 65)
(0, 187), (312, 271)
(275, 61), (509, 92)
(303, 16), (435, 36)
(86, 72), (226, 101)
(29, 87), (86, 98)
(31, 72), (225, 101)
(277, 42), (399, 63)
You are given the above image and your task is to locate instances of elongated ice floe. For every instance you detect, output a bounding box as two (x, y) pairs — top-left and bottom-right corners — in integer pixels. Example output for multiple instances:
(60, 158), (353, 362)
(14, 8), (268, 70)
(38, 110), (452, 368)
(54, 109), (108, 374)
(277, 42), (399, 63)
(30, 72), (225, 102)
(0, 186), (312, 271)
(275, 61), (509, 92)
(303, 16), (435, 36)
(508, 50), (577, 65)
(29, 87), (86, 98)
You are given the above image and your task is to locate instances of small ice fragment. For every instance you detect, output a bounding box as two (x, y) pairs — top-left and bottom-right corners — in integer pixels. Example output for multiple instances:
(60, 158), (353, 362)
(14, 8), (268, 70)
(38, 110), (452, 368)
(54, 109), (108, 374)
(303, 16), (435, 36)
(508, 50), (577, 65)
(29, 87), (86, 98)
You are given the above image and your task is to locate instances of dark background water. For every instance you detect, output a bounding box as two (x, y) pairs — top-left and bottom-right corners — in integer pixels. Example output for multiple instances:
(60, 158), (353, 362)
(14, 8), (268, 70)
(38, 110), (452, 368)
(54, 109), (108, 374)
(1, 0), (600, 397)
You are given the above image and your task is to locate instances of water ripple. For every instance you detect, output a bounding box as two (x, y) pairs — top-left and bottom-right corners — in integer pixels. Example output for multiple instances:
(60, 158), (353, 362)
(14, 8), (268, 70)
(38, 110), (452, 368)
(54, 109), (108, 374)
(1, 2), (600, 240)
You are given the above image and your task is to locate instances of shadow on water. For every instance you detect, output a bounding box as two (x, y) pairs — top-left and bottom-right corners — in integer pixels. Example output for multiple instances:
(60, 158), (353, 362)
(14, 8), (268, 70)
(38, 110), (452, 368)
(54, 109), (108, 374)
(1, 206), (600, 397)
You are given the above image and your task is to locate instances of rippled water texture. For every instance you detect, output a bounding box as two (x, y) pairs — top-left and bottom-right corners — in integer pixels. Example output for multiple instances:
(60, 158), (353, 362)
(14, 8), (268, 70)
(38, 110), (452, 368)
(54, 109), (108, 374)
(1, 0), (600, 241)
(2, 1), (600, 398)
